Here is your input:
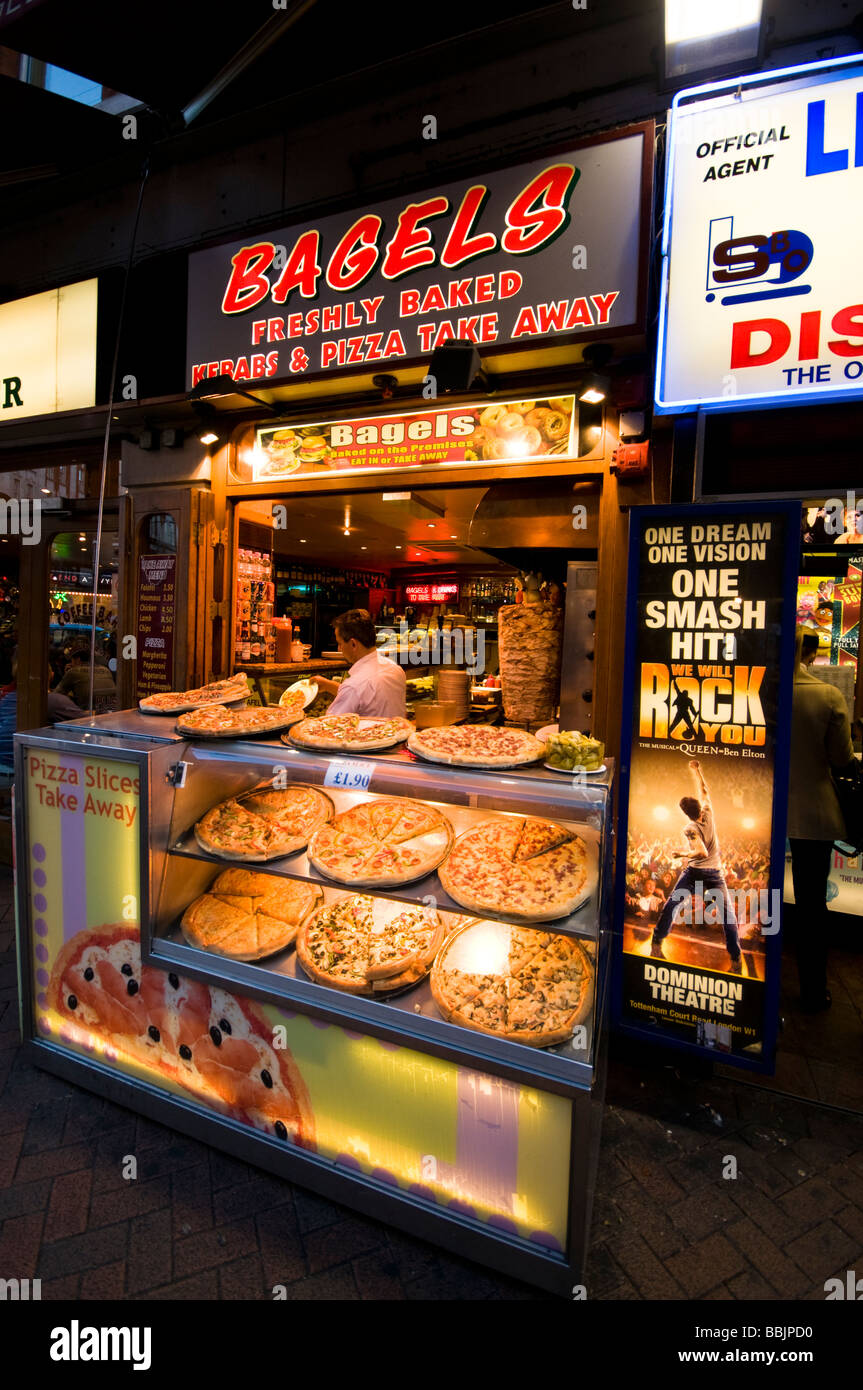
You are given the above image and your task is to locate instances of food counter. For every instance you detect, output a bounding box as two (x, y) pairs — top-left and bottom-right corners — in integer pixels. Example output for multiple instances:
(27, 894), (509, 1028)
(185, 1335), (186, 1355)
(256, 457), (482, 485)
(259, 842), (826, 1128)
(14, 710), (613, 1296)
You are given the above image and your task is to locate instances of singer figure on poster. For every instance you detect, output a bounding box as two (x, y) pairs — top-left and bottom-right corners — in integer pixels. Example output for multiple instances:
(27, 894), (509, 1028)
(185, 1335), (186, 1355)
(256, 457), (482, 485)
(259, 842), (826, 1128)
(650, 757), (743, 973)
(669, 677), (698, 741)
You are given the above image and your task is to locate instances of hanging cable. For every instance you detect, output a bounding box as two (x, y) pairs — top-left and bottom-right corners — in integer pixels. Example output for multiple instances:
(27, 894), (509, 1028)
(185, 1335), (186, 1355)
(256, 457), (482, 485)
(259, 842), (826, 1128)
(86, 153), (151, 719)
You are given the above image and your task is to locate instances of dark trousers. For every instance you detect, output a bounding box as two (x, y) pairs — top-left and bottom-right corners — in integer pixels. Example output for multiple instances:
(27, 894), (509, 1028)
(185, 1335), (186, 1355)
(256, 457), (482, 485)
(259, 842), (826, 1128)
(652, 866), (741, 960)
(788, 838), (834, 1006)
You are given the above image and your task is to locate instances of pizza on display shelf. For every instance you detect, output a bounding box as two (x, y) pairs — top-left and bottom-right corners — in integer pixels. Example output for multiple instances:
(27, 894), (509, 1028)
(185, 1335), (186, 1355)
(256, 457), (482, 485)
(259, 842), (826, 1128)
(46, 924), (315, 1147)
(176, 701), (305, 738)
(181, 870), (322, 960)
(307, 797), (453, 887)
(431, 920), (594, 1048)
(139, 673), (250, 715)
(287, 713), (412, 752)
(407, 723), (544, 768)
(194, 784), (334, 861)
(438, 815), (594, 921)
(295, 896), (444, 996)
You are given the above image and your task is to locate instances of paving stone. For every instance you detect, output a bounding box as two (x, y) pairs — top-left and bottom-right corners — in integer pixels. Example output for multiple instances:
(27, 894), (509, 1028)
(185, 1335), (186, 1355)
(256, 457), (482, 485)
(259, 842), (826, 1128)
(0, 1129), (23, 1186)
(279, 1265), (360, 1299)
(0, 1210), (44, 1277)
(729, 1181), (799, 1244)
(140, 1271), (220, 1300)
(0, 1177), (51, 1221)
(584, 1241), (628, 1298)
(37, 1222), (129, 1280)
(88, 1175), (170, 1228)
(292, 1188), (344, 1234)
(208, 1151), (254, 1191)
(785, 1220), (860, 1283)
(212, 1173), (293, 1225)
(171, 1162), (213, 1239)
(607, 1231), (686, 1300)
(597, 1274), (640, 1300)
(80, 1260), (127, 1300)
(824, 1161), (863, 1210)
(665, 1232), (747, 1298)
(353, 1249), (407, 1300)
(620, 1153), (688, 1205)
(40, 1273), (81, 1300)
(776, 1176), (844, 1226)
(834, 1202), (863, 1246)
(126, 1208), (172, 1294)
(44, 1169), (92, 1242)
(174, 1218), (258, 1279)
(724, 1217), (809, 1298)
(726, 1267), (780, 1299)
(304, 1215), (387, 1274)
(384, 1229), (441, 1285)
(218, 1253), (267, 1300)
(668, 1188), (737, 1242)
(255, 1205), (307, 1289)
(611, 1181), (687, 1259)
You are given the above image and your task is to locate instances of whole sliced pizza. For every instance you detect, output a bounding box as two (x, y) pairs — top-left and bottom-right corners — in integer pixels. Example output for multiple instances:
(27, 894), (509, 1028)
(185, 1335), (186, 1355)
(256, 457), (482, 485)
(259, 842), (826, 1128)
(439, 814), (595, 921)
(287, 713), (412, 753)
(181, 869), (322, 960)
(307, 797), (452, 886)
(195, 783), (334, 861)
(46, 924), (315, 1148)
(431, 920), (594, 1047)
(139, 673), (250, 716)
(296, 895), (444, 995)
(177, 701), (306, 738)
(408, 723), (544, 768)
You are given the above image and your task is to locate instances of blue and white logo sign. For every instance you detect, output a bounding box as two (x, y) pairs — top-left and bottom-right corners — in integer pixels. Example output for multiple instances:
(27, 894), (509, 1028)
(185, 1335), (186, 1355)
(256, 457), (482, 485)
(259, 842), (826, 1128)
(657, 56), (863, 412)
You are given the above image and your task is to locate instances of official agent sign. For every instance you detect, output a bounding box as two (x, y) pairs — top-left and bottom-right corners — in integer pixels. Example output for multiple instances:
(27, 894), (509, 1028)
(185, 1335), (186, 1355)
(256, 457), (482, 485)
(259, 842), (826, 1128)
(187, 130), (650, 388)
(613, 504), (799, 1071)
(656, 56), (863, 411)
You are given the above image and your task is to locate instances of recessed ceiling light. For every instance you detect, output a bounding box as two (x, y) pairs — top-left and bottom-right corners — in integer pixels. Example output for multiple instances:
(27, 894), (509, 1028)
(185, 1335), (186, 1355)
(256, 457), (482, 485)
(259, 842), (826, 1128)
(41, 487), (51, 494)
(299, 538), (306, 543)
(427, 522), (435, 528)
(450, 534), (457, 539)
(395, 545), (402, 550)
(343, 529), (350, 536)
(361, 546), (367, 550)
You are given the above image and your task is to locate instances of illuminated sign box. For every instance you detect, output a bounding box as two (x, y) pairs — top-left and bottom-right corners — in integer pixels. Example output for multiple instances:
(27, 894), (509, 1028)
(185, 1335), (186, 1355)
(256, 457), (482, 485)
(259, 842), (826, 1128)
(0, 279), (98, 421)
(404, 584), (459, 603)
(656, 56), (863, 412)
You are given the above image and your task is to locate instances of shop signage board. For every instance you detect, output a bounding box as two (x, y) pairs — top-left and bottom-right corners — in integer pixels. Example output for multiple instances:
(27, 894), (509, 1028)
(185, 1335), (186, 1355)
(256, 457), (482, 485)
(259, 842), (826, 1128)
(187, 129), (651, 388)
(405, 583), (459, 603)
(22, 743), (571, 1251)
(613, 502), (800, 1070)
(0, 278), (97, 420)
(656, 55), (863, 412)
(248, 394), (577, 483)
(135, 555), (176, 697)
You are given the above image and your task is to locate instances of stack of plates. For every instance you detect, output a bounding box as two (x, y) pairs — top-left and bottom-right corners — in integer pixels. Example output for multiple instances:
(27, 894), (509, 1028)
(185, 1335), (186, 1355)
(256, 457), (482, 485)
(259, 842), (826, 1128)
(437, 670), (471, 722)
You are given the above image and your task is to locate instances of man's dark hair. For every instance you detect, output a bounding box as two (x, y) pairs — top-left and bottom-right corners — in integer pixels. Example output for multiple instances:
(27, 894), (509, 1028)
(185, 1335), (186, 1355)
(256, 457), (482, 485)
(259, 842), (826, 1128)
(680, 796), (701, 820)
(801, 632), (819, 659)
(69, 646), (90, 662)
(333, 608), (376, 648)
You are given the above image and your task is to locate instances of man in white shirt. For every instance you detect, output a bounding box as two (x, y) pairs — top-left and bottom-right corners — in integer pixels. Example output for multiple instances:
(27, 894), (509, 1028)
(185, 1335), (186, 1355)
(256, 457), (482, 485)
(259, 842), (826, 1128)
(315, 609), (406, 717)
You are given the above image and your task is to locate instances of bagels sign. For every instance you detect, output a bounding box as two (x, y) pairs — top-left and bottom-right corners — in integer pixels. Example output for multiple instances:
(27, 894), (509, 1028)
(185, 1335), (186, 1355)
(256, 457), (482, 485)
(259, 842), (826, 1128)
(187, 129), (650, 387)
(657, 56), (863, 411)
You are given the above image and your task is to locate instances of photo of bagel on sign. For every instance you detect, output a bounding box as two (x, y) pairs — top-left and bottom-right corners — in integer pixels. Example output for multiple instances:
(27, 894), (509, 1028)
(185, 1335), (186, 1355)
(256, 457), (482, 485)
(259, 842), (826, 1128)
(465, 397), (574, 462)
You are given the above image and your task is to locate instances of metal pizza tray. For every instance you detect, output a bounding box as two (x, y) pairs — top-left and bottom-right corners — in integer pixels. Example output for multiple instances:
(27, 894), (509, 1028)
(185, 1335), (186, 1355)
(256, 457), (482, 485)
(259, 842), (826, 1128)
(176, 708), (307, 738)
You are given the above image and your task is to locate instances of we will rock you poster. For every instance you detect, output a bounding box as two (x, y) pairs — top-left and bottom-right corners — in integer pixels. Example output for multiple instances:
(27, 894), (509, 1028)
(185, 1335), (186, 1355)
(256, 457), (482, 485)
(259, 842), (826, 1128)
(614, 503), (800, 1070)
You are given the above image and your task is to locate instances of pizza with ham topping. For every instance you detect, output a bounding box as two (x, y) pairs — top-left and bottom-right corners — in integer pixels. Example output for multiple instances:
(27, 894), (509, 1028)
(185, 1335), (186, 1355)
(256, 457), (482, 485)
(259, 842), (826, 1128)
(46, 924), (315, 1148)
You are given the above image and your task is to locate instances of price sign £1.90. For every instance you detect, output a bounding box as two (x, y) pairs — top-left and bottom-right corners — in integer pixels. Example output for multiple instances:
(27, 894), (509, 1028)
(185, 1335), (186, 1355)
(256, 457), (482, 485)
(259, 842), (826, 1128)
(324, 759), (375, 792)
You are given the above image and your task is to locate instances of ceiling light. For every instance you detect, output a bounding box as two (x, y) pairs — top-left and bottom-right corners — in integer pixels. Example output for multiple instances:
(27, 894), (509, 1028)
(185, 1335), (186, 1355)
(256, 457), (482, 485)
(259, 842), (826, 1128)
(299, 538), (306, 544)
(361, 546), (367, 550)
(450, 534), (457, 539)
(199, 431), (219, 446)
(427, 522), (435, 528)
(579, 379), (607, 405)
(395, 545), (403, 550)
(41, 487), (51, 494)
(344, 529), (350, 537)
(664, 0), (764, 86)
(78, 533), (86, 540)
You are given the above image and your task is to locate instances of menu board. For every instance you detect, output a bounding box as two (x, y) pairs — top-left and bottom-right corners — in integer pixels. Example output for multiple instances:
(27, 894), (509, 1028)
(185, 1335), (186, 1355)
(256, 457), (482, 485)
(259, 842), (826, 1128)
(135, 555), (176, 698)
(614, 503), (799, 1070)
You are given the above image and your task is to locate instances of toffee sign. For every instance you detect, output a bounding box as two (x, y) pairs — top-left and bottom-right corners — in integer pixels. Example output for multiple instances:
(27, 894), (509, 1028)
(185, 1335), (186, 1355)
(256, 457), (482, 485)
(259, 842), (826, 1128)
(187, 129), (651, 388)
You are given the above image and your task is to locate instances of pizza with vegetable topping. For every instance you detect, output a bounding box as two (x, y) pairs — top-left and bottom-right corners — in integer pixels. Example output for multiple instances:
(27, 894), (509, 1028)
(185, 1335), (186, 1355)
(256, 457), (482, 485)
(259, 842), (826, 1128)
(407, 723), (544, 768)
(307, 798), (453, 886)
(439, 815), (594, 920)
(431, 920), (593, 1047)
(177, 702), (305, 738)
(296, 897), (443, 995)
(287, 714), (412, 752)
(195, 784), (333, 861)
(139, 673), (250, 715)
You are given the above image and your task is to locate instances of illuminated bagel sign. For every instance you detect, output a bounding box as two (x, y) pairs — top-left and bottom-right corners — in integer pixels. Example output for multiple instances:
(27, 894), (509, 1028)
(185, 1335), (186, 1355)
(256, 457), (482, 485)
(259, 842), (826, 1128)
(187, 128), (651, 388)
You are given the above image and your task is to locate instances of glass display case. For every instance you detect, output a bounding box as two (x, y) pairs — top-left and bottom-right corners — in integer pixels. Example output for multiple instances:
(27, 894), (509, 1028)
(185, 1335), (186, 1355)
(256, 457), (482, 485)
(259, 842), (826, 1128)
(15, 713), (613, 1296)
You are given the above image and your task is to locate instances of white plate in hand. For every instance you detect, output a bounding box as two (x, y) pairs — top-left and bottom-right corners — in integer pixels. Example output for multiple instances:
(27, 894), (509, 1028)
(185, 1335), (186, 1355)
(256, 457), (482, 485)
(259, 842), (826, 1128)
(282, 679), (318, 709)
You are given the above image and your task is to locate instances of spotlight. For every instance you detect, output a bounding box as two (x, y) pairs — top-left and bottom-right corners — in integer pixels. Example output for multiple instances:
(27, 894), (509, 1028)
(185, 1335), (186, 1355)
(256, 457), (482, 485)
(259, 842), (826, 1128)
(663, 0), (764, 86)
(199, 431), (220, 446)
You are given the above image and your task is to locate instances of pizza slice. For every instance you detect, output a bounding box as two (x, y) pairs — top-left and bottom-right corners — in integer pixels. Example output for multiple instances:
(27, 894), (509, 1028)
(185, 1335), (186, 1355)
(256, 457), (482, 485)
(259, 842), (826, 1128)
(387, 802), (446, 844)
(335, 802), (375, 837)
(368, 800), (405, 841)
(513, 818), (573, 864)
(297, 896), (373, 989)
(307, 826), (379, 881)
(195, 801), (273, 860)
(453, 977), (508, 1032)
(504, 977), (579, 1044)
(180, 894), (258, 957)
(366, 907), (441, 981)
(507, 925), (553, 976)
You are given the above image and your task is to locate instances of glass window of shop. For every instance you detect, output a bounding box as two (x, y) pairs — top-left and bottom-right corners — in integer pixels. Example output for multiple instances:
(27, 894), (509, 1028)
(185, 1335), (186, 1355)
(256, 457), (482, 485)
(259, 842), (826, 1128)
(48, 531), (119, 704)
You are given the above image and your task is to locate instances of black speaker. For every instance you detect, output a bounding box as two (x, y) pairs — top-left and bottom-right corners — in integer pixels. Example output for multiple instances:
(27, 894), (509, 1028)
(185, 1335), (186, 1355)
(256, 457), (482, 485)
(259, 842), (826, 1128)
(428, 340), (486, 394)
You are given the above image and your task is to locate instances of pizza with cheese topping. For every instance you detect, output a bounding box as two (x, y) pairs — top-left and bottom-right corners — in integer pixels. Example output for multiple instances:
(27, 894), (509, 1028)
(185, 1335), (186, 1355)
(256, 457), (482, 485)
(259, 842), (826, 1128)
(287, 714), (412, 752)
(195, 784), (333, 861)
(407, 724), (544, 768)
(296, 897), (444, 995)
(177, 702), (305, 738)
(439, 816), (594, 920)
(139, 674), (250, 715)
(307, 798), (452, 886)
(181, 869), (322, 960)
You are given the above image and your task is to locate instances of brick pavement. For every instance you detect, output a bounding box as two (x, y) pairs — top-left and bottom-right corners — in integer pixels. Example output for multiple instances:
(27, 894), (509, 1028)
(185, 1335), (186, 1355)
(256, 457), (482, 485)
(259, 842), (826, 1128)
(2, 869), (862, 1300)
